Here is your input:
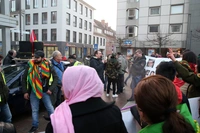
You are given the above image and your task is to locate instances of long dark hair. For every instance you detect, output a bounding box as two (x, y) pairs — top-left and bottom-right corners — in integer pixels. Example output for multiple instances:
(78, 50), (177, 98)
(135, 75), (195, 133)
(182, 51), (197, 64)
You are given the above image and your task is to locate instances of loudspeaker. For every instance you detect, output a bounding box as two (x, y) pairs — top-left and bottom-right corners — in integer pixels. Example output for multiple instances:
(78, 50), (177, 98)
(33, 42), (44, 52)
(18, 41), (32, 59)
(19, 41), (32, 53)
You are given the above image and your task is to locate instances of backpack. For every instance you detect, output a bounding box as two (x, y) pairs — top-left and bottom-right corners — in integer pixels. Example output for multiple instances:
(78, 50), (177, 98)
(0, 73), (9, 106)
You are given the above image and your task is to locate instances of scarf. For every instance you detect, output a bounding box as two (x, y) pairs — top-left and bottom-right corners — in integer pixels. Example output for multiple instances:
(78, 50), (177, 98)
(28, 59), (50, 99)
(50, 66), (103, 133)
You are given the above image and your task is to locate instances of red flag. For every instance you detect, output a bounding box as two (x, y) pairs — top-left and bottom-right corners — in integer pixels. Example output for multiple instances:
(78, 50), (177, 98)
(30, 30), (37, 43)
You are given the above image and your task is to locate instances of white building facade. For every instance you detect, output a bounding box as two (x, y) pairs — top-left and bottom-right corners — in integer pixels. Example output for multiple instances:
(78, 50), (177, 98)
(117, 0), (190, 55)
(0, 0), (17, 56)
(9, 0), (95, 59)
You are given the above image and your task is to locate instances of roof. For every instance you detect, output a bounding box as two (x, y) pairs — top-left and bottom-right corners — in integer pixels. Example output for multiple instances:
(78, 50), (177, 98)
(94, 19), (116, 35)
(78, 0), (96, 10)
(94, 19), (105, 29)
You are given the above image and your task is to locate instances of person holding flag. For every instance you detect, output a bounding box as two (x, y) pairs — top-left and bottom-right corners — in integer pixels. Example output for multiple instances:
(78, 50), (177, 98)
(22, 50), (58, 133)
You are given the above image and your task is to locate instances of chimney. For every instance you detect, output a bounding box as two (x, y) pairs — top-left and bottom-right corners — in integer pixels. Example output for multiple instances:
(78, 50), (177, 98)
(105, 23), (108, 28)
(101, 20), (105, 25)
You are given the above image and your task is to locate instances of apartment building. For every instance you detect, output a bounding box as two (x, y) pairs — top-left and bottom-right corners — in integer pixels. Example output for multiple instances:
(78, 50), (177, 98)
(9, 0), (95, 59)
(117, 0), (191, 56)
(187, 0), (200, 55)
(0, 0), (17, 56)
(93, 20), (107, 56)
(93, 20), (117, 56)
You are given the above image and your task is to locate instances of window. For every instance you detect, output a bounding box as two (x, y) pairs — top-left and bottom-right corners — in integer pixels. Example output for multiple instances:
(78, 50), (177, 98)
(84, 34), (87, 44)
(100, 38), (102, 46)
(51, 11), (57, 24)
(74, 0), (77, 12)
(26, 30), (30, 41)
(80, 4), (83, 14)
(89, 35), (91, 44)
(95, 28), (102, 34)
(73, 16), (77, 27)
(66, 13), (70, 25)
(73, 31), (77, 42)
(14, 33), (18, 41)
(171, 5), (183, 14)
(10, 0), (16, 12)
(42, 29), (47, 41)
(66, 30), (70, 42)
(89, 22), (92, 31)
(126, 26), (138, 37)
(93, 36), (95, 44)
(42, 0), (47, 8)
(42, 12), (47, 24)
(127, 8), (139, 20)
(77, 47), (82, 58)
(90, 10), (92, 19)
(33, 0), (38, 9)
(79, 33), (82, 43)
(129, 0), (139, 2)
(103, 39), (105, 46)
(149, 25), (159, 33)
(84, 20), (87, 30)
(33, 13), (38, 25)
(170, 24), (182, 33)
(85, 7), (88, 17)
(51, 0), (57, 7)
(25, 0), (30, 9)
(150, 7), (160, 15)
(79, 18), (82, 28)
(25, 14), (30, 25)
(33, 29), (38, 40)
(51, 29), (57, 41)
(67, 0), (71, 9)
(97, 37), (99, 44)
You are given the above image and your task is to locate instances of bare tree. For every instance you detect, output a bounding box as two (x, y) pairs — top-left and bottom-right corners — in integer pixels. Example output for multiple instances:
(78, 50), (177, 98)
(117, 37), (125, 52)
(146, 32), (173, 55)
(191, 28), (200, 40)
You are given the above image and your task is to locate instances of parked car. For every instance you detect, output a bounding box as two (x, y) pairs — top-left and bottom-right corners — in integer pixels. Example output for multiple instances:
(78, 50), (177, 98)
(2, 64), (30, 115)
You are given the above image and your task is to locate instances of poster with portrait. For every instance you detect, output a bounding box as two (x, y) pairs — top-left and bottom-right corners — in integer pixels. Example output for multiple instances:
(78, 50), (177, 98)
(144, 56), (182, 77)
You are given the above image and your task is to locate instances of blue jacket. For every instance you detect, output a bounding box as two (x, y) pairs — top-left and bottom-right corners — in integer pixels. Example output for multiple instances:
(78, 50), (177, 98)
(51, 59), (64, 85)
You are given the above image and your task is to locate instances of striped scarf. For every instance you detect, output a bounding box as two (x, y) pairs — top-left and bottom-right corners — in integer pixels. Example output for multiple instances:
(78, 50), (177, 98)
(28, 59), (50, 99)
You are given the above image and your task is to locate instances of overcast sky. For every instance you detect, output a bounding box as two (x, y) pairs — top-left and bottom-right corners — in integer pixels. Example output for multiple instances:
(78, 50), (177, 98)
(84, 0), (117, 30)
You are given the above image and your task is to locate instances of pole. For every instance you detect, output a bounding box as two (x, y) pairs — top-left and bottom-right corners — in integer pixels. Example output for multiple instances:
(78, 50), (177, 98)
(19, 0), (22, 41)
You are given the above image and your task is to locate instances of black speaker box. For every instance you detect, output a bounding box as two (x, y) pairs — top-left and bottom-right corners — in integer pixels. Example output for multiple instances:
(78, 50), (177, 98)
(19, 41), (32, 53)
(18, 41), (32, 59)
(33, 42), (44, 52)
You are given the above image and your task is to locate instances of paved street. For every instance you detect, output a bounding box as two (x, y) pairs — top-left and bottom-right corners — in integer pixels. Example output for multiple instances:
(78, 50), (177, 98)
(13, 74), (134, 133)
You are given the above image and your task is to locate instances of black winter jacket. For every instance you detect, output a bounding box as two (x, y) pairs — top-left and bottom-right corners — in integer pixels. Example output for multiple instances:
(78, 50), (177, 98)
(90, 57), (104, 83)
(45, 98), (128, 133)
(3, 55), (15, 65)
(130, 55), (146, 76)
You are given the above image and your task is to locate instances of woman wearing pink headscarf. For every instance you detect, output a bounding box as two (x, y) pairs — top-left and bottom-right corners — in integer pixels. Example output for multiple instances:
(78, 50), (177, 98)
(45, 66), (127, 133)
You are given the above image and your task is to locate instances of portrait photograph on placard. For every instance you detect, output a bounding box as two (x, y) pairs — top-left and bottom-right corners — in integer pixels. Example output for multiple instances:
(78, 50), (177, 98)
(147, 59), (155, 68)
(145, 70), (150, 77)
(150, 71), (155, 75)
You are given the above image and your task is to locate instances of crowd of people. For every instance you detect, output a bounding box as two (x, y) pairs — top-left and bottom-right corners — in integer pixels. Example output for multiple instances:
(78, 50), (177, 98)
(0, 48), (200, 133)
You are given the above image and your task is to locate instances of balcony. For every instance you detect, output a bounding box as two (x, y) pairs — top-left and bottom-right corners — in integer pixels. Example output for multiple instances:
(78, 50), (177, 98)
(0, 14), (17, 28)
(127, 1), (139, 9)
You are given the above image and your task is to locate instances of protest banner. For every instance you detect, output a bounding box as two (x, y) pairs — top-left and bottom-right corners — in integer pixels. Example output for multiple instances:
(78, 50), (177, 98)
(144, 56), (182, 77)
